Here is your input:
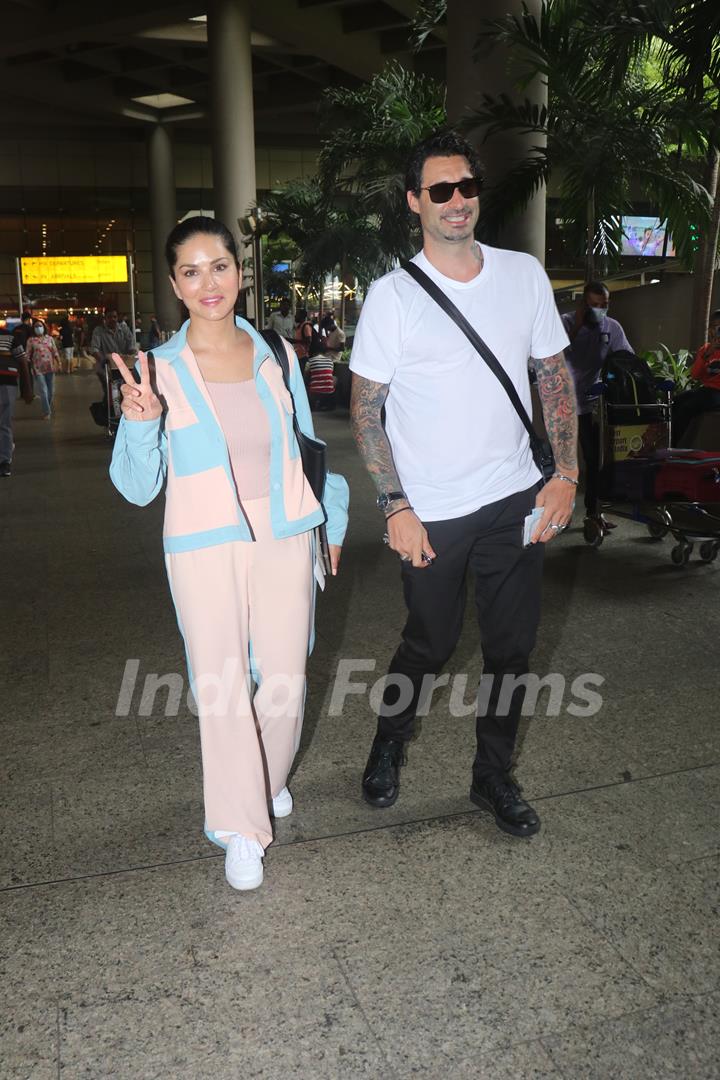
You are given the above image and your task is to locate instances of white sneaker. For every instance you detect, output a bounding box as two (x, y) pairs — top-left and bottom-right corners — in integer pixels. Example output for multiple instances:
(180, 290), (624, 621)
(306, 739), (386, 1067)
(271, 786), (293, 818)
(224, 834), (264, 891)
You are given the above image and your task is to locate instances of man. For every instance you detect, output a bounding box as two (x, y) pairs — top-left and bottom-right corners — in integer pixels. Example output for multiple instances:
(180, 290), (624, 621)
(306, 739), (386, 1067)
(562, 282), (631, 524)
(59, 315), (75, 374)
(0, 313), (33, 477)
(267, 299), (295, 343)
(305, 326), (345, 411)
(349, 130), (577, 838)
(90, 307), (135, 389)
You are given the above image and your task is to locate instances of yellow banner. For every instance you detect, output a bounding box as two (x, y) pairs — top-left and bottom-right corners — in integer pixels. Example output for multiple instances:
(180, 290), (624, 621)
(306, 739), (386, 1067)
(610, 422), (668, 460)
(20, 256), (128, 285)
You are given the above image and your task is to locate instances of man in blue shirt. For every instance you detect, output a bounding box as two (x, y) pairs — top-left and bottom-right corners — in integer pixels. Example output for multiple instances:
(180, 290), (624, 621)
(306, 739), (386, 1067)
(562, 281), (632, 523)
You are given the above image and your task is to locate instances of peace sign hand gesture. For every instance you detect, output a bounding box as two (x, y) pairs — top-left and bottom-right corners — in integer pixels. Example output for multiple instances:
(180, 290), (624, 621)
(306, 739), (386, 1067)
(112, 352), (162, 422)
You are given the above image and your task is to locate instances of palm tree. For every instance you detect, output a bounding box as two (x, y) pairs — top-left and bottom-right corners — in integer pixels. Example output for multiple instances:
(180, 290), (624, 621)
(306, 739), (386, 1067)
(460, 1), (713, 279)
(318, 62), (447, 265)
(595, 0), (720, 347)
(254, 180), (385, 325)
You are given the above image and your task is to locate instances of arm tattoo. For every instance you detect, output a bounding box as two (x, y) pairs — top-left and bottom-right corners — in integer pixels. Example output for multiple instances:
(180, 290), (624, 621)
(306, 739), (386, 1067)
(533, 351), (578, 473)
(350, 374), (404, 494)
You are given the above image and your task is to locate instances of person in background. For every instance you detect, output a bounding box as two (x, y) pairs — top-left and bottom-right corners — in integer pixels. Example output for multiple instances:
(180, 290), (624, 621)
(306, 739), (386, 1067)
(26, 319), (60, 419)
(562, 281), (631, 528)
(305, 326), (345, 411)
(0, 318), (32, 475)
(59, 315), (75, 374)
(293, 307), (314, 373)
(147, 316), (161, 351)
(90, 307), (135, 390)
(268, 298), (295, 344)
(673, 310), (720, 444)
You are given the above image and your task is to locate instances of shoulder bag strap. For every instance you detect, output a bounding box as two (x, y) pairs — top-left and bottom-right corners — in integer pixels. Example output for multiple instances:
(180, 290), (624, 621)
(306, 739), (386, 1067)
(401, 259), (538, 447)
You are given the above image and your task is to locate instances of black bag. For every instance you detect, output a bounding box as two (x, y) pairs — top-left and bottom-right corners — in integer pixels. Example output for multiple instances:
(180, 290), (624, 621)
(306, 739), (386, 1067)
(260, 329), (332, 574)
(401, 260), (556, 483)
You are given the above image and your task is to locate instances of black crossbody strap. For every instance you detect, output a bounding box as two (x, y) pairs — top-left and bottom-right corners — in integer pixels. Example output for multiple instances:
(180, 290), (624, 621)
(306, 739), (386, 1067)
(401, 260), (538, 445)
(260, 327), (301, 435)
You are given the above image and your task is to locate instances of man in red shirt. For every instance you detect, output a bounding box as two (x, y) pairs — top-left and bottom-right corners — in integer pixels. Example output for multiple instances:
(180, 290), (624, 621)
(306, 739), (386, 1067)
(673, 310), (720, 444)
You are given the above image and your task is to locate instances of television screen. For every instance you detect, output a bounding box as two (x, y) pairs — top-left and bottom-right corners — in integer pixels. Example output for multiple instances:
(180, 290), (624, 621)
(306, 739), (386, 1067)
(621, 216), (674, 257)
(271, 262), (290, 273)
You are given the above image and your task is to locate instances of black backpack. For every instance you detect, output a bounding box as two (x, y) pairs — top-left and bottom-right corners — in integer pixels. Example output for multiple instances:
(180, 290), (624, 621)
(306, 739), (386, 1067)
(602, 349), (662, 422)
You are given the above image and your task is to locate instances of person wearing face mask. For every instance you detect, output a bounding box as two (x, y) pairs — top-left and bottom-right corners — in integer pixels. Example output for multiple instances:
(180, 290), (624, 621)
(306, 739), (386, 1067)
(25, 320), (60, 420)
(562, 281), (632, 525)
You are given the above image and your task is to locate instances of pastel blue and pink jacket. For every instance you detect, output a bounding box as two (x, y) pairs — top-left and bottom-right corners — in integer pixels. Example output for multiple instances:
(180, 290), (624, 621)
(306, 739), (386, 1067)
(109, 316), (349, 552)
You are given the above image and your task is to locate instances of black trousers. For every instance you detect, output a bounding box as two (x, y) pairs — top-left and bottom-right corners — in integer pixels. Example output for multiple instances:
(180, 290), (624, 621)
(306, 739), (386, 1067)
(672, 387), (720, 444)
(377, 485), (544, 782)
(578, 412), (599, 513)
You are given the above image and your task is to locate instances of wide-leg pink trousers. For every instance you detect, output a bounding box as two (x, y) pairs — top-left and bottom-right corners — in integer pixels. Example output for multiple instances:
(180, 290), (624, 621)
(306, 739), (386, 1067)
(165, 497), (312, 849)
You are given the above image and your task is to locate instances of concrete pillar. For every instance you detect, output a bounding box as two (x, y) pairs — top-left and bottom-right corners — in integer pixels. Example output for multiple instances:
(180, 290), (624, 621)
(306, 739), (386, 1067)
(446, 0), (547, 263)
(147, 123), (181, 333)
(207, 0), (257, 314)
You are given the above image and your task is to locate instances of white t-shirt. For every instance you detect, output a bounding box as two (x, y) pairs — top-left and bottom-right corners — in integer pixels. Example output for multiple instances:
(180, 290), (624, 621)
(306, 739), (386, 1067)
(349, 244), (569, 521)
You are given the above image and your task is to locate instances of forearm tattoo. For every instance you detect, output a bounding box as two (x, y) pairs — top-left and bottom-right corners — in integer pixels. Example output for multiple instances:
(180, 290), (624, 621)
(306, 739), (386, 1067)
(350, 374), (403, 494)
(533, 352), (578, 472)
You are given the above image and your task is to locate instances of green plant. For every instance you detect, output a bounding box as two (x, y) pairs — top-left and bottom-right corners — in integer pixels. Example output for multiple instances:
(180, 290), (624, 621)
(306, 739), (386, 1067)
(319, 62), (447, 264)
(642, 342), (697, 392)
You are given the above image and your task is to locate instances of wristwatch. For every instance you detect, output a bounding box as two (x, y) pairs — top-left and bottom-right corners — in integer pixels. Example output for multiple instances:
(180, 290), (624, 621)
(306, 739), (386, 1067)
(377, 491), (407, 512)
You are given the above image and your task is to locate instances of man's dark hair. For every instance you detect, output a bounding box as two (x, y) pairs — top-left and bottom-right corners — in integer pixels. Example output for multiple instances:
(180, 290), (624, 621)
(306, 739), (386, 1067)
(709, 309), (720, 322)
(21, 311), (32, 322)
(165, 215), (240, 277)
(405, 130), (484, 195)
(104, 307), (118, 318)
(584, 280), (609, 298)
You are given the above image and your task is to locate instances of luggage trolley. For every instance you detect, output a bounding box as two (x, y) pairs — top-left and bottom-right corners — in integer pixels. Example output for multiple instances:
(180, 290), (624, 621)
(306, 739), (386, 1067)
(582, 350), (720, 566)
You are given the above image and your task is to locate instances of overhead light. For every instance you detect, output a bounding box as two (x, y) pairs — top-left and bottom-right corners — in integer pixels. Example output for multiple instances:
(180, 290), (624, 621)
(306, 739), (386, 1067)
(650, 278), (660, 284)
(189, 14), (207, 22)
(132, 93), (195, 109)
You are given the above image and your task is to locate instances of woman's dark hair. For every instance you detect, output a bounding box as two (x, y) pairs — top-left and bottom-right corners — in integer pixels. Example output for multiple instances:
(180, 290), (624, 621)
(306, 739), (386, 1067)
(164, 216), (240, 277)
(295, 307), (308, 323)
(405, 130), (484, 195)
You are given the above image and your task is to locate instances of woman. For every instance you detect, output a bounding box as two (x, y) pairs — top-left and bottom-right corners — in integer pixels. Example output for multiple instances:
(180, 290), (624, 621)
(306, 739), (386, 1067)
(293, 307), (314, 370)
(110, 216), (349, 891)
(25, 319), (59, 419)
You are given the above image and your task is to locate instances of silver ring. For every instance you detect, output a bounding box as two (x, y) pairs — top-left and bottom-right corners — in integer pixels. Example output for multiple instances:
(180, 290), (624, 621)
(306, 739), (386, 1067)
(549, 523), (561, 531)
(400, 554), (411, 561)
(382, 533), (390, 545)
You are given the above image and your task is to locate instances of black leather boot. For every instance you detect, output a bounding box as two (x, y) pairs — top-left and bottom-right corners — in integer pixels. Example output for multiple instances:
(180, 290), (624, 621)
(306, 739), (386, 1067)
(362, 736), (407, 808)
(470, 776), (541, 837)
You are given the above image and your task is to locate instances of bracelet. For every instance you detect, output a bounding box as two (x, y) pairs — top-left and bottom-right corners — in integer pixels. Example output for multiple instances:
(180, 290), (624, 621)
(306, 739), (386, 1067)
(384, 505), (413, 521)
(552, 472), (578, 487)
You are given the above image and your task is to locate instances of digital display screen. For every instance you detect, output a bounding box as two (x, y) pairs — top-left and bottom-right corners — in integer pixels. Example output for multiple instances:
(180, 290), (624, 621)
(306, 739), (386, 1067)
(621, 217), (674, 257)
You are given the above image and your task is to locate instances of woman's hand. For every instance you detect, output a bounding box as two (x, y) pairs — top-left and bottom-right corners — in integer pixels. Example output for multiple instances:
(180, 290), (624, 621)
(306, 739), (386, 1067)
(329, 544), (342, 576)
(112, 352), (162, 422)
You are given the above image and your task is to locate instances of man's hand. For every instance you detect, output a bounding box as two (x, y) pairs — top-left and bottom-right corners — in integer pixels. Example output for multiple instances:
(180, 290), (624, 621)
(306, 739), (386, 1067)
(386, 508), (436, 568)
(531, 478), (576, 544)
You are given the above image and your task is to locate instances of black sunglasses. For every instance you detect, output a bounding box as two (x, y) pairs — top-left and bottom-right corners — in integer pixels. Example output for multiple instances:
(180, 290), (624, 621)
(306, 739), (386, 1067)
(420, 178), (482, 204)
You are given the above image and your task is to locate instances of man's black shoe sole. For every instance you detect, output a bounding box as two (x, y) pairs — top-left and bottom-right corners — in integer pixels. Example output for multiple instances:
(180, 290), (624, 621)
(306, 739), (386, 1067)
(469, 787), (541, 838)
(362, 786), (399, 808)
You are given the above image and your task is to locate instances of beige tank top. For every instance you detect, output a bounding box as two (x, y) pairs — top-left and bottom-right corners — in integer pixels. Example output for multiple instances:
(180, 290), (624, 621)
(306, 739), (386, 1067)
(206, 380), (271, 500)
